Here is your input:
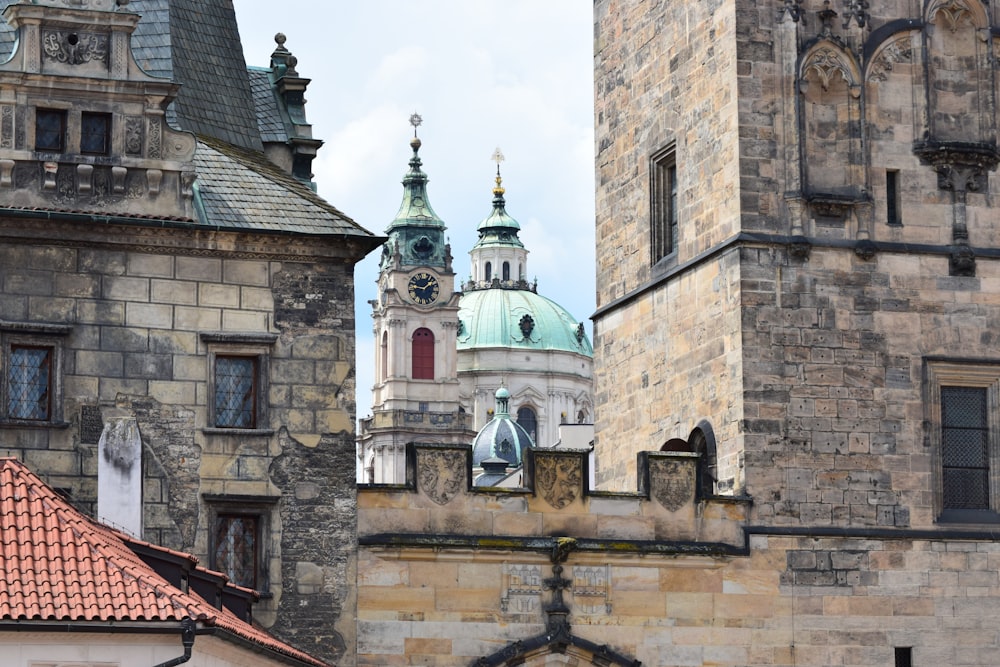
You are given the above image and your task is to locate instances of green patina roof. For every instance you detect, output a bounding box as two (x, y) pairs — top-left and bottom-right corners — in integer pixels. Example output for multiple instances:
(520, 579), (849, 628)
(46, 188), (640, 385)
(380, 135), (449, 271)
(473, 177), (523, 250)
(472, 388), (534, 467)
(457, 288), (593, 356)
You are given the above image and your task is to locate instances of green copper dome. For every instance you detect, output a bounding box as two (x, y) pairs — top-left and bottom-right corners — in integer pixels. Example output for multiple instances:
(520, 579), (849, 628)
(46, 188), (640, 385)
(457, 289), (593, 355)
(472, 388), (534, 467)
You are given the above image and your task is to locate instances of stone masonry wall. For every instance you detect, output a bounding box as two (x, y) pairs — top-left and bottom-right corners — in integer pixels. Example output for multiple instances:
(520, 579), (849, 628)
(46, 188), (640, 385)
(0, 222), (359, 665)
(358, 444), (1000, 665)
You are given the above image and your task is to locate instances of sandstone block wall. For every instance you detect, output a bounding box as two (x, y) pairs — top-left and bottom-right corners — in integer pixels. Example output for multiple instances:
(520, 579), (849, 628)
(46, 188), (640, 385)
(0, 220), (359, 665)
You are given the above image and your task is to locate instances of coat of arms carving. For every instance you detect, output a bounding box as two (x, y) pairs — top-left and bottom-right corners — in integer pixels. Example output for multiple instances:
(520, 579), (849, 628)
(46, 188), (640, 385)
(417, 448), (464, 505)
(535, 454), (581, 509)
(650, 458), (694, 512)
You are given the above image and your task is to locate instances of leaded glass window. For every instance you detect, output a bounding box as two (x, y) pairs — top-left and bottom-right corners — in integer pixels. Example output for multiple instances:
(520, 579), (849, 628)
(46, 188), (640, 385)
(214, 356), (257, 428)
(8, 345), (51, 420)
(213, 514), (258, 588)
(941, 386), (989, 510)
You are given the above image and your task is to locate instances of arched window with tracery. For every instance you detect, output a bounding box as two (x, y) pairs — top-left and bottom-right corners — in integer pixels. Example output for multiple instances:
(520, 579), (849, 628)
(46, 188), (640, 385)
(412, 328), (434, 379)
(516, 406), (537, 444)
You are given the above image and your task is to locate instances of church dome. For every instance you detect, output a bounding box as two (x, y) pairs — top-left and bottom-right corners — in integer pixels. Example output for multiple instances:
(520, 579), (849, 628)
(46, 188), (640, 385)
(472, 388), (534, 467)
(457, 289), (593, 355)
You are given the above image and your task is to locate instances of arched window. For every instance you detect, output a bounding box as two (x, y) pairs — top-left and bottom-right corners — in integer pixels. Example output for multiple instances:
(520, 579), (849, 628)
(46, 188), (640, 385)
(484, 262), (492, 281)
(379, 331), (388, 382)
(688, 421), (718, 497)
(502, 261), (510, 281)
(412, 328), (434, 379)
(516, 406), (537, 444)
(518, 263), (523, 280)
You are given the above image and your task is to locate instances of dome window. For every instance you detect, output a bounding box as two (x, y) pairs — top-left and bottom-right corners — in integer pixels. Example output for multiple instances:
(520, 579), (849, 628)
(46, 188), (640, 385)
(516, 406), (537, 444)
(502, 261), (511, 281)
(484, 261), (492, 281)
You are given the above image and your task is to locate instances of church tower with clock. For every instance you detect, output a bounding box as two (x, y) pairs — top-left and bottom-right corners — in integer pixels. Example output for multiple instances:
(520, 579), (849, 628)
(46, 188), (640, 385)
(358, 118), (475, 483)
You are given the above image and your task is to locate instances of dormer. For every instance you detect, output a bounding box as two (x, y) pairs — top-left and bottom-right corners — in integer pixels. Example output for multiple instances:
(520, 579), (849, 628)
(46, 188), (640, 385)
(0, 0), (197, 220)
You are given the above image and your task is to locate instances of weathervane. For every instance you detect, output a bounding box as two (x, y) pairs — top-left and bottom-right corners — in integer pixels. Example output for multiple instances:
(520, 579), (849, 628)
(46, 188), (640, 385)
(409, 112), (423, 137)
(492, 147), (506, 195)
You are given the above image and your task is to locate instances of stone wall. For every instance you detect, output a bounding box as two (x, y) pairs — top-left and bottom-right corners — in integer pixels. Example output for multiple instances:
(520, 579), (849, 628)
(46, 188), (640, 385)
(0, 218), (359, 664)
(358, 443), (1000, 665)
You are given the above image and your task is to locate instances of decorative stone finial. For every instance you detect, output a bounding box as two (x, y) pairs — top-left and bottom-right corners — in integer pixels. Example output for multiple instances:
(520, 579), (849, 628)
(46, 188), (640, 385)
(275, 33), (287, 48)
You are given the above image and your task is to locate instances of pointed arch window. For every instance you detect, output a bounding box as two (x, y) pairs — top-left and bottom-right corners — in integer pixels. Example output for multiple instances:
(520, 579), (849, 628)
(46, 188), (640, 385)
(412, 328), (434, 380)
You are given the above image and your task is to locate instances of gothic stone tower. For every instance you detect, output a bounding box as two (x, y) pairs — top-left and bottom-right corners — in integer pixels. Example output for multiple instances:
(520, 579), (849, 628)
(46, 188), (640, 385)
(594, 0), (1000, 523)
(359, 128), (474, 483)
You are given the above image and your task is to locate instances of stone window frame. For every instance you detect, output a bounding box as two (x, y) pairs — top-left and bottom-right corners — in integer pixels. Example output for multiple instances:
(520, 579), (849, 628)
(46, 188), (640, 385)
(200, 332), (277, 436)
(0, 321), (72, 428)
(203, 494), (278, 595)
(650, 142), (678, 267)
(925, 360), (1000, 523)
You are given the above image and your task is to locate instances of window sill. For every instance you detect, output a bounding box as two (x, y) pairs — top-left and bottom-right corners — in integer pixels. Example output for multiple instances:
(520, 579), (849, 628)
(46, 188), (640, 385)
(937, 509), (1000, 524)
(202, 427), (275, 437)
(0, 419), (70, 430)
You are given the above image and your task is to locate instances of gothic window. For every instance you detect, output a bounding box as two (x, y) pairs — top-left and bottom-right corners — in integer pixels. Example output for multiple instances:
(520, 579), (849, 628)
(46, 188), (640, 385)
(1, 323), (69, 425)
(412, 328), (434, 380)
(502, 261), (511, 281)
(81, 112), (111, 155)
(201, 333), (276, 433)
(688, 422), (718, 497)
(35, 108), (66, 152)
(886, 170), (901, 226)
(926, 361), (1000, 522)
(650, 144), (677, 265)
(516, 406), (537, 444)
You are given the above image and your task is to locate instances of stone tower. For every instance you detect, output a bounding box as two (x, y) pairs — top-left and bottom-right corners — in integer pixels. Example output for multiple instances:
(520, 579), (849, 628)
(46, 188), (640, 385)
(593, 0), (1000, 529)
(358, 125), (475, 483)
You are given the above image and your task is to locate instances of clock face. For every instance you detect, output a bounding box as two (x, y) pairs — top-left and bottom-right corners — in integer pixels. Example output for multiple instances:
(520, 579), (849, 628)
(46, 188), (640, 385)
(408, 272), (440, 305)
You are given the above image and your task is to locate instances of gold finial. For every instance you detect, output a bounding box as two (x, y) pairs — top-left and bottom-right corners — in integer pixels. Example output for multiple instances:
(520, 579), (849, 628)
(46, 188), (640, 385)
(491, 146), (505, 196)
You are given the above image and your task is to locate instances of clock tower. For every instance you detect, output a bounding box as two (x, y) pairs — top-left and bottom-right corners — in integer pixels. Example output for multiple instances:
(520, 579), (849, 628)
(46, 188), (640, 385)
(358, 118), (475, 483)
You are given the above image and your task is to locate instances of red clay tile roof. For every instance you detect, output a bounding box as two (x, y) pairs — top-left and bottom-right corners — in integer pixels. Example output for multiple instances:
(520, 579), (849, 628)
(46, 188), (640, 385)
(0, 458), (329, 667)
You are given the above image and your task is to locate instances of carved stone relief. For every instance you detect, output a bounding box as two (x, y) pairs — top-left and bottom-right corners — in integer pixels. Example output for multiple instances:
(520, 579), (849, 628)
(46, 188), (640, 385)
(147, 116), (162, 158)
(42, 30), (109, 65)
(416, 448), (464, 505)
(571, 565), (611, 615)
(650, 457), (695, 512)
(0, 105), (13, 149)
(868, 36), (913, 83)
(125, 116), (143, 155)
(535, 454), (581, 509)
(501, 563), (543, 615)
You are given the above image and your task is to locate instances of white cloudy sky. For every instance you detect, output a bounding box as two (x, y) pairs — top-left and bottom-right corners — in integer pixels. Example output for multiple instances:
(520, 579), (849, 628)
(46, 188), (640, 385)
(233, 1), (596, 423)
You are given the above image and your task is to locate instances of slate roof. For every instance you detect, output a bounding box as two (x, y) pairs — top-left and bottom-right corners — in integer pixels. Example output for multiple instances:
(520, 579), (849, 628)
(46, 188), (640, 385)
(0, 457), (329, 667)
(195, 135), (367, 236)
(249, 67), (290, 144)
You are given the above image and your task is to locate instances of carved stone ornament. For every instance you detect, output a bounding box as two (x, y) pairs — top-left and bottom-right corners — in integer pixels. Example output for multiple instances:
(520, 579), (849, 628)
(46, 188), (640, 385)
(535, 454), (581, 509)
(42, 30), (109, 65)
(650, 457), (694, 512)
(518, 314), (535, 337)
(416, 448), (465, 505)
(950, 245), (976, 277)
(914, 141), (1000, 193)
(0, 105), (12, 149)
(868, 37), (912, 84)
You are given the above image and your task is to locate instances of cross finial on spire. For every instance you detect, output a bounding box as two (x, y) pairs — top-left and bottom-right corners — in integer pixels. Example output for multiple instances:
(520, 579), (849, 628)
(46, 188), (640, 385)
(491, 147), (505, 175)
(491, 147), (506, 197)
(409, 113), (423, 137)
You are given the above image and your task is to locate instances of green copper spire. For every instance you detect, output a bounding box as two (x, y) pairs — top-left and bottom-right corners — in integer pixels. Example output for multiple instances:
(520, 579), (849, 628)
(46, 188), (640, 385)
(474, 148), (524, 250)
(380, 114), (450, 272)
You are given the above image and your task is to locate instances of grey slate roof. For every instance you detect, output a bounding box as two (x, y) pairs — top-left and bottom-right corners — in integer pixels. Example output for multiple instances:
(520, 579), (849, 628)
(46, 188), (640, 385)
(248, 67), (289, 144)
(195, 135), (367, 237)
